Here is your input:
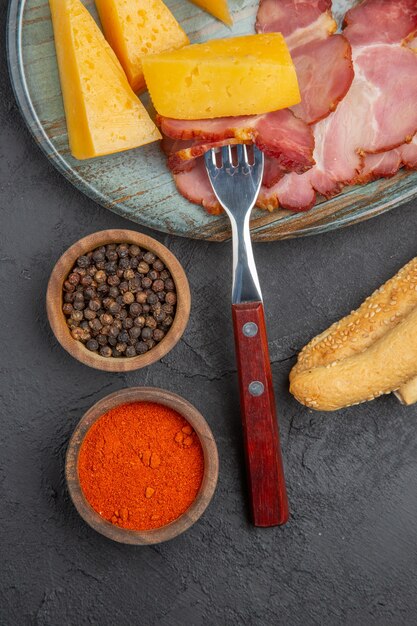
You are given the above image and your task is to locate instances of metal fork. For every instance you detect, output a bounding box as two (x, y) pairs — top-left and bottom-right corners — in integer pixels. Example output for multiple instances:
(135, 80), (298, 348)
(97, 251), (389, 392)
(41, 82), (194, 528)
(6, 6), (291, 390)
(205, 145), (289, 527)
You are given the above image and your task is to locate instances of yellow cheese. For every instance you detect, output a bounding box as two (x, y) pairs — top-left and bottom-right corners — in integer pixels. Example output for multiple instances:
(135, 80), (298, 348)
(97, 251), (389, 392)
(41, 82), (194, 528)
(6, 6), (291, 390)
(49, 0), (161, 160)
(142, 34), (300, 119)
(95, 0), (189, 92)
(187, 0), (232, 26)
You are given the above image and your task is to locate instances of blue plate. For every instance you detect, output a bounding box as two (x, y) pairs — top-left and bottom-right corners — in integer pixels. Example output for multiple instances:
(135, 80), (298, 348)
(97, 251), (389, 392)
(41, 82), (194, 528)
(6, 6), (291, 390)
(7, 0), (417, 241)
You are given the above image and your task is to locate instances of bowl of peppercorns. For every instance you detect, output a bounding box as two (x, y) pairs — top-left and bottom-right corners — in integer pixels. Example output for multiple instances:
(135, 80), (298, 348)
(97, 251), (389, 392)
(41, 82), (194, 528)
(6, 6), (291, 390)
(46, 230), (190, 371)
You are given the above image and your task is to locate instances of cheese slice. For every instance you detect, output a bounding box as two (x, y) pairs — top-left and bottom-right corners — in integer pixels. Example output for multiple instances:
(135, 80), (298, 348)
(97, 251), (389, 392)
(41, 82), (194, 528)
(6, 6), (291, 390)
(142, 34), (301, 120)
(49, 0), (161, 160)
(95, 0), (189, 93)
(187, 0), (232, 26)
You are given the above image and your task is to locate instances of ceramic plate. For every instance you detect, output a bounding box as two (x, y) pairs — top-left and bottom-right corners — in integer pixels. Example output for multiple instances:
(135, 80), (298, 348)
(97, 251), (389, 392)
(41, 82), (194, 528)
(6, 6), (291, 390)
(7, 0), (417, 241)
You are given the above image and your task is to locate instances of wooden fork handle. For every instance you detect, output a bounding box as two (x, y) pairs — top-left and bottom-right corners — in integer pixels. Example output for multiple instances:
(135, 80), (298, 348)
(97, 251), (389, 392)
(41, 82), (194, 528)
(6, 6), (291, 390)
(232, 301), (289, 527)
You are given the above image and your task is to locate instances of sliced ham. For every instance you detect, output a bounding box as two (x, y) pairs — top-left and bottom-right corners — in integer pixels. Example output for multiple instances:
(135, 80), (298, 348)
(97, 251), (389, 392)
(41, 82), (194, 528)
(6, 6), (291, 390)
(343, 0), (417, 47)
(290, 35), (353, 125)
(261, 0), (417, 212)
(174, 159), (221, 215)
(159, 109), (315, 174)
(256, 0), (353, 126)
(361, 136), (417, 182)
(256, 0), (334, 43)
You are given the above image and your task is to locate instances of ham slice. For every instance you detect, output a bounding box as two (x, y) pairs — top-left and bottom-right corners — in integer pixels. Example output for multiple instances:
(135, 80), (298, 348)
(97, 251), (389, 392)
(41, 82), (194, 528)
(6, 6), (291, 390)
(361, 136), (417, 182)
(174, 159), (221, 215)
(159, 110), (315, 174)
(256, 0), (353, 126)
(256, 0), (334, 44)
(262, 0), (417, 212)
(290, 35), (353, 125)
(343, 0), (417, 46)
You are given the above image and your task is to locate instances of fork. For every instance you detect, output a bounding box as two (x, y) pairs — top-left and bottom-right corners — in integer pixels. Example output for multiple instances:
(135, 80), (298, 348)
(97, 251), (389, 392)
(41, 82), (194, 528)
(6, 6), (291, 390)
(204, 145), (289, 527)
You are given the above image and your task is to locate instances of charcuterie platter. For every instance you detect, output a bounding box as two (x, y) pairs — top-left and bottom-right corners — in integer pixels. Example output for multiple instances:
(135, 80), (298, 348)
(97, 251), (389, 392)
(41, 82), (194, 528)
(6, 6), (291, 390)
(7, 0), (417, 241)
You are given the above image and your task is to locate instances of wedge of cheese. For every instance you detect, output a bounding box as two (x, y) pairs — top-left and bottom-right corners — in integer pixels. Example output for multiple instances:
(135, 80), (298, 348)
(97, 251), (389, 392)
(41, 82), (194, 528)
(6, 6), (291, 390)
(142, 34), (300, 119)
(49, 0), (161, 160)
(95, 0), (189, 93)
(187, 0), (232, 26)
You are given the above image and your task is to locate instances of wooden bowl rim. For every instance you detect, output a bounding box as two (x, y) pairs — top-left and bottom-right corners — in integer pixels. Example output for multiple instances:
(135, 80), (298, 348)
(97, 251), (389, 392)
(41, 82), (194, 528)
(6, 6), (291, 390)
(65, 387), (219, 545)
(46, 229), (191, 371)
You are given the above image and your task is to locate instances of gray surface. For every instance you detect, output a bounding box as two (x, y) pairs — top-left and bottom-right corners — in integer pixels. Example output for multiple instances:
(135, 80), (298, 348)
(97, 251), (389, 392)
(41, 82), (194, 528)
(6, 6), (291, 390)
(2, 3), (417, 623)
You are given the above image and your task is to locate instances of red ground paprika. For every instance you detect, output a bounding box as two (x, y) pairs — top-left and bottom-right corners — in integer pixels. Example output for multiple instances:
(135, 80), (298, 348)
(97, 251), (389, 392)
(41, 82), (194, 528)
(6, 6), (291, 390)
(78, 401), (204, 530)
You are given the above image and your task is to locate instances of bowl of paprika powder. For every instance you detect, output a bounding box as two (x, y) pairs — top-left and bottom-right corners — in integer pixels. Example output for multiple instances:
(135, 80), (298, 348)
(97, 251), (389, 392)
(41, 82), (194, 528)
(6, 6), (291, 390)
(66, 387), (219, 544)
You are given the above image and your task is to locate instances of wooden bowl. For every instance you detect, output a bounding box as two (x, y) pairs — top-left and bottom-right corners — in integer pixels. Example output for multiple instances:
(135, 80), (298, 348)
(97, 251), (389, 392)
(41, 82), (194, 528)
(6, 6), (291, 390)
(65, 387), (219, 544)
(46, 229), (191, 371)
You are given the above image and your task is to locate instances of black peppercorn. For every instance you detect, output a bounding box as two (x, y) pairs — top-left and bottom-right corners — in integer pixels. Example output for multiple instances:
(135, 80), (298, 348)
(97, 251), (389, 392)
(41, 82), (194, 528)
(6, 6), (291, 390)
(97, 334), (107, 346)
(129, 302), (142, 317)
(109, 286), (119, 298)
(141, 327), (153, 340)
(148, 269), (159, 281)
(107, 274), (120, 286)
(136, 292), (147, 304)
(73, 300), (85, 311)
(86, 339), (99, 352)
(77, 255), (90, 268)
(93, 250), (105, 263)
(121, 291), (134, 305)
(124, 269), (135, 280)
(68, 272), (80, 286)
(62, 303), (73, 315)
(134, 315), (146, 327)
(89, 319), (103, 333)
(84, 309), (96, 321)
(104, 261), (117, 274)
(125, 346), (136, 357)
(163, 315), (174, 327)
(147, 292), (158, 305)
(129, 244), (141, 257)
(123, 317), (134, 330)
(165, 278), (175, 291)
(89, 299), (101, 312)
(143, 251), (156, 264)
(153, 259), (164, 272)
(153, 329), (165, 342)
(109, 301), (121, 315)
(165, 292), (177, 305)
(129, 326), (142, 341)
(152, 279), (165, 293)
(135, 341), (148, 355)
(100, 345), (112, 357)
(138, 261), (150, 274)
(64, 280), (75, 293)
(97, 283), (109, 295)
(160, 269), (170, 280)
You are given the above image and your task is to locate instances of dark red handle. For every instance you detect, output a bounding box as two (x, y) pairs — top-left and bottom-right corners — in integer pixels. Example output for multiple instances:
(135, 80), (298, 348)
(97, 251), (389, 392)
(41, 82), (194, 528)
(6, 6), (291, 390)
(232, 301), (289, 527)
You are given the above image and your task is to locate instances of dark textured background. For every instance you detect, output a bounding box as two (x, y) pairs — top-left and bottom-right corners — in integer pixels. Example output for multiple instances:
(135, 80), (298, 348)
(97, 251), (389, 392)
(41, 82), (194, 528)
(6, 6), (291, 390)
(2, 2), (417, 622)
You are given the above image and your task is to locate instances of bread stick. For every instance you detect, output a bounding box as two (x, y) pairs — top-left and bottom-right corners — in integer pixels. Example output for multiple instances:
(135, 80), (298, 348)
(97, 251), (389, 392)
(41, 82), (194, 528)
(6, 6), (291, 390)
(290, 257), (417, 411)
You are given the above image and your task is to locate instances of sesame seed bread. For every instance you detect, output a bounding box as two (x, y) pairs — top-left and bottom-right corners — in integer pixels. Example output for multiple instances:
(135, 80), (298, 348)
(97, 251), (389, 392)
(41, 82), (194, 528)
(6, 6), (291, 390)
(394, 375), (417, 406)
(289, 257), (417, 411)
